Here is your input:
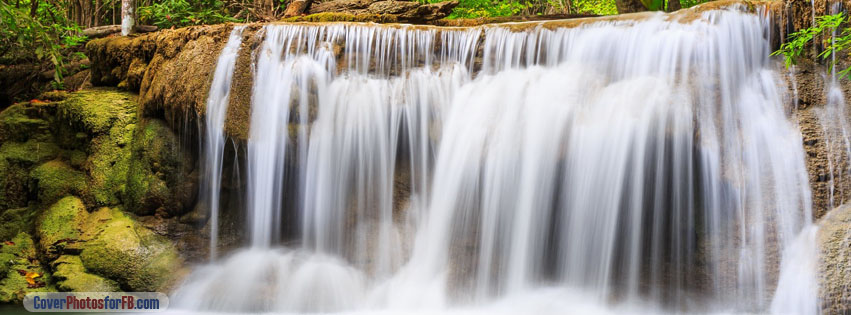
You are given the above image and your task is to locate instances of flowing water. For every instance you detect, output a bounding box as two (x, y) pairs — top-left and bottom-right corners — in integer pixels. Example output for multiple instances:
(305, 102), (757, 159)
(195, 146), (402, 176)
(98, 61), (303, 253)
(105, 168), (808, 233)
(173, 5), (826, 314)
(200, 26), (246, 260)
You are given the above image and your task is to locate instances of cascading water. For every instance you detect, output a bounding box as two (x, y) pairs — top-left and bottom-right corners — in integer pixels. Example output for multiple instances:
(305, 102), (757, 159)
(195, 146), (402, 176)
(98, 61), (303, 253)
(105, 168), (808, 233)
(173, 4), (824, 314)
(200, 26), (245, 260)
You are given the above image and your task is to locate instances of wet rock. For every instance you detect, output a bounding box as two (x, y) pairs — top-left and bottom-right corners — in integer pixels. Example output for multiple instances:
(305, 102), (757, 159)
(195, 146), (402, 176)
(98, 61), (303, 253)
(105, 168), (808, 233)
(817, 204), (851, 314)
(126, 119), (195, 217)
(79, 207), (184, 291)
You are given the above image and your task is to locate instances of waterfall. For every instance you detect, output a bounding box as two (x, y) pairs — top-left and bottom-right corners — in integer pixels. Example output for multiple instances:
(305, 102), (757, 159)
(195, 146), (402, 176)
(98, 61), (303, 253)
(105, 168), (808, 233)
(174, 5), (824, 314)
(201, 26), (245, 260)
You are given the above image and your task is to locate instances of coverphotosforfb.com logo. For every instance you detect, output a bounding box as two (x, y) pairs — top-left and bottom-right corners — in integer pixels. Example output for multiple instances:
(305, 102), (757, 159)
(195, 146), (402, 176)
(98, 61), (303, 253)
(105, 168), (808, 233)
(23, 292), (169, 312)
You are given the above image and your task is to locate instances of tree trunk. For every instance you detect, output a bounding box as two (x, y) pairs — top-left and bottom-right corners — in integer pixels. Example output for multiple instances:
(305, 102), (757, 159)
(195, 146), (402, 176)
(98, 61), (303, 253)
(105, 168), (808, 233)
(83, 24), (156, 38)
(666, 0), (680, 12)
(121, 0), (135, 35)
(29, 0), (38, 17)
(616, 0), (646, 14)
(95, 0), (103, 26)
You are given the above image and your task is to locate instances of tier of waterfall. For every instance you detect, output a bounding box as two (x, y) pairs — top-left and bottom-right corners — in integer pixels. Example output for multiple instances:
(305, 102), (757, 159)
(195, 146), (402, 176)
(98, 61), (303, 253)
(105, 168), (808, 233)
(173, 5), (824, 314)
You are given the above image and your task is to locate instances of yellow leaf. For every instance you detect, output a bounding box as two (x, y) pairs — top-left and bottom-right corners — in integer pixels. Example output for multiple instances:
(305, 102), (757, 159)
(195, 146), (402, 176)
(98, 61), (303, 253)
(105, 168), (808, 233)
(25, 271), (41, 285)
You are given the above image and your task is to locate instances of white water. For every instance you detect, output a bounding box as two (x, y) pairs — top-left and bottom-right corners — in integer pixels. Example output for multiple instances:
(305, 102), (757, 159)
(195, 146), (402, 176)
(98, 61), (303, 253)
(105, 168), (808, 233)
(200, 26), (245, 259)
(175, 6), (824, 314)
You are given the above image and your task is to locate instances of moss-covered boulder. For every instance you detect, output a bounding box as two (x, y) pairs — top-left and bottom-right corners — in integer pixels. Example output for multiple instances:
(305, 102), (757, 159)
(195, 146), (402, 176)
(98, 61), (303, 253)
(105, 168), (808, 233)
(57, 88), (136, 135)
(51, 255), (119, 292)
(36, 197), (87, 260)
(79, 207), (182, 291)
(126, 119), (195, 217)
(0, 101), (60, 211)
(0, 139), (60, 166)
(29, 160), (87, 205)
(0, 207), (36, 242)
(0, 102), (51, 144)
(0, 232), (54, 303)
(86, 122), (135, 206)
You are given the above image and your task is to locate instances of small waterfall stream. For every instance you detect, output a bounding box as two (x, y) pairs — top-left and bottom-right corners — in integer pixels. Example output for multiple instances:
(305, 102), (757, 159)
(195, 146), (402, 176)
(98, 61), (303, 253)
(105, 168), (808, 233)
(173, 5), (827, 314)
(200, 26), (245, 260)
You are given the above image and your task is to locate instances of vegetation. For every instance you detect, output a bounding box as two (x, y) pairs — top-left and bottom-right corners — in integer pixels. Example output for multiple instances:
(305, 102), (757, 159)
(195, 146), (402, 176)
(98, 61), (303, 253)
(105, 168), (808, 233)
(773, 13), (851, 80)
(138, 0), (239, 29)
(0, 1), (86, 84)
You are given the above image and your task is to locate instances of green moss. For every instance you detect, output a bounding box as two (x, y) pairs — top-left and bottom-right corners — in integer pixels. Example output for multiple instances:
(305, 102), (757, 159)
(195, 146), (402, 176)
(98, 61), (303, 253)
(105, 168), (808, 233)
(0, 139), (60, 166)
(87, 123), (135, 206)
(67, 150), (87, 168)
(79, 207), (182, 291)
(0, 207), (36, 242)
(57, 88), (137, 135)
(52, 255), (119, 292)
(0, 233), (54, 303)
(126, 120), (183, 216)
(0, 102), (51, 143)
(38, 91), (70, 102)
(37, 197), (87, 259)
(29, 160), (87, 205)
(0, 159), (30, 210)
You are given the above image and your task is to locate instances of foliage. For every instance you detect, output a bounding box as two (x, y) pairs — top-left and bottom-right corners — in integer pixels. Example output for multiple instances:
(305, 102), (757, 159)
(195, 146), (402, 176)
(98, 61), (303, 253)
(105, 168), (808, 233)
(773, 13), (851, 79)
(139, 0), (239, 29)
(0, 1), (87, 83)
(429, 0), (527, 19)
(571, 0), (616, 14)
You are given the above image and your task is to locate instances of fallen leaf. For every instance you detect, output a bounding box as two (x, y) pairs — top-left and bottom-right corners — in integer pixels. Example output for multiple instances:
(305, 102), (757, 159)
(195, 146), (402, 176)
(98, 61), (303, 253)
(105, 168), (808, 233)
(29, 99), (46, 104)
(4, 241), (14, 246)
(24, 271), (41, 285)
(16, 270), (27, 276)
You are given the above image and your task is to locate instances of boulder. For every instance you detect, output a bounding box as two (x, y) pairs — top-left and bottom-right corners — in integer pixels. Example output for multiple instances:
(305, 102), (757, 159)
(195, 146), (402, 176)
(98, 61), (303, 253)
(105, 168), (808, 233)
(79, 207), (183, 291)
(125, 119), (196, 217)
(29, 160), (88, 205)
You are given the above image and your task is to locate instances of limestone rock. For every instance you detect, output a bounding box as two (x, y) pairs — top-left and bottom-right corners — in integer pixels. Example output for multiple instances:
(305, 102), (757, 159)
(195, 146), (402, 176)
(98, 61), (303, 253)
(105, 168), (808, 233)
(308, 0), (458, 23)
(818, 204), (851, 314)
(79, 207), (183, 291)
(126, 119), (196, 217)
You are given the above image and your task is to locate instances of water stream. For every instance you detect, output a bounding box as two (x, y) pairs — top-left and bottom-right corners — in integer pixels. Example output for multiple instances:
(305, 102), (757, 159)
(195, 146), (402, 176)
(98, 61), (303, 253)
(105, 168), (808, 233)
(173, 5), (825, 314)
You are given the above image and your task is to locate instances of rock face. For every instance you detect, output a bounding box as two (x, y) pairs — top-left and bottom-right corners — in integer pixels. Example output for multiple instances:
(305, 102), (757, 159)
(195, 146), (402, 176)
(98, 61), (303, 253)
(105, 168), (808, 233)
(817, 205), (851, 314)
(0, 88), (196, 302)
(307, 0), (458, 23)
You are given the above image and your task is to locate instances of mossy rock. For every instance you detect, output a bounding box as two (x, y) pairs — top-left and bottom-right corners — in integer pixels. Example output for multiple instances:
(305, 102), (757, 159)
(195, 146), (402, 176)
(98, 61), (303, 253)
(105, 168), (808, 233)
(36, 197), (87, 260)
(57, 88), (136, 135)
(0, 232), (54, 303)
(86, 123), (135, 206)
(29, 160), (87, 205)
(79, 207), (182, 291)
(0, 139), (60, 166)
(51, 255), (119, 292)
(0, 159), (31, 211)
(126, 119), (194, 216)
(0, 102), (52, 143)
(0, 207), (36, 242)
